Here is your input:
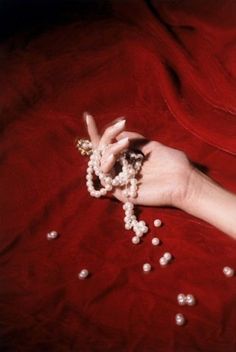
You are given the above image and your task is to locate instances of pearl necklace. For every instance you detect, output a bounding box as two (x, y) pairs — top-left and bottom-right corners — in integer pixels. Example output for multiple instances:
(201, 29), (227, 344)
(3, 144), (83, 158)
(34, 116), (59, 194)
(86, 146), (149, 243)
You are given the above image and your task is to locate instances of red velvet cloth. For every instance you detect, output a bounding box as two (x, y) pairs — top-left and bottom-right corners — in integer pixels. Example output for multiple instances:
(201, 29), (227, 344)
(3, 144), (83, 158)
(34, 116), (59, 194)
(1, 1), (236, 351)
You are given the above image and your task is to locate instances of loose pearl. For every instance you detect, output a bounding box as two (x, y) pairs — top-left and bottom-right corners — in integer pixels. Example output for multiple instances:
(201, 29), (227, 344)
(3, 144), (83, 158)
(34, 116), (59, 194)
(132, 236), (140, 244)
(78, 269), (89, 280)
(47, 230), (58, 240)
(152, 237), (160, 246)
(159, 256), (168, 266)
(175, 313), (186, 326)
(154, 219), (162, 227)
(163, 252), (172, 261)
(223, 266), (235, 277)
(186, 294), (196, 306)
(143, 263), (152, 272)
(177, 293), (186, 306)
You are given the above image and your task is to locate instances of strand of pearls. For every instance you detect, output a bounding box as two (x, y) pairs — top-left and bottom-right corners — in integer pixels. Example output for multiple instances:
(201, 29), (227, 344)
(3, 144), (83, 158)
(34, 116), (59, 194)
(86, 147), (149, 242)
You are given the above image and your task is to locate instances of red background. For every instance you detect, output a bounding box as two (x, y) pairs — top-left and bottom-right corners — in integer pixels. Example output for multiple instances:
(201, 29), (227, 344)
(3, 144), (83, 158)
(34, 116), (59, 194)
(0, 1), (236, 351)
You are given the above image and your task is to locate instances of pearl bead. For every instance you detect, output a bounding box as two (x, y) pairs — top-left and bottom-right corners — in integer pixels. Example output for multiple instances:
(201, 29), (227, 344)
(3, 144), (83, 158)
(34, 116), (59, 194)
(159, 256), (168, 266)
(177, 293), (186, 306)
(143, 263), (152, 272)
(105, 184), (112, 191)
(47, 230), (58, 240)
(78, 269), (89, 280)
(154, 219), (162, 227)
(223, 266), (235, 277)
(175, 313), (186, 326)
(136, 230), (144, 237)
(186, 294), (196, 306)
(125, 223), (132, 230)
(152, 237), (160, 246)
(132, 236), (140, 244)
(163, 252), (172, 261)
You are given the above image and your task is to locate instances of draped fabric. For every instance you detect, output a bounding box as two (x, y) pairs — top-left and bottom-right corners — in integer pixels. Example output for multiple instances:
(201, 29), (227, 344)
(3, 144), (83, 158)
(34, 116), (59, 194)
(0, 1), (236, 351)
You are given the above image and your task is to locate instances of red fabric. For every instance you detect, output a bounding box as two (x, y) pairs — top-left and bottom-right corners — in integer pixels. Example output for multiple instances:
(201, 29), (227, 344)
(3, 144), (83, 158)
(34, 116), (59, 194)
(0, 1), (236, 351)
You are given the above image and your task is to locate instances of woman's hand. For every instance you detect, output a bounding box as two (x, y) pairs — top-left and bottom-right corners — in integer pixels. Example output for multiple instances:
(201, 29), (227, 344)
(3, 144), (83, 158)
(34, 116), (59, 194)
(85, 112), (236, 239)
(85, 112), (194, 209)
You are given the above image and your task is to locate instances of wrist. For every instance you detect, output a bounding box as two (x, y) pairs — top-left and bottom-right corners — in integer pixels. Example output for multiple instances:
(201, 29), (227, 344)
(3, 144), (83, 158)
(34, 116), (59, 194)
(179, 168), (209, 213)
(177, 167), (236, 239)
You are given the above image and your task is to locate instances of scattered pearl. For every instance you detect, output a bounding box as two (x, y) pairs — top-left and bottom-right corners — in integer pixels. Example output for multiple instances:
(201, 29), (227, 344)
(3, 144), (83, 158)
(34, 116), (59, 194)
(132, 236), (140, 244)
(175, 313), (186, 326)
(163, 252), (172, 261)
(78, 269), (89, 280)
(223, 266), (235, 278)
(154, 219), (162, 227)
(151, 237), (160, 246)
(143, 263), (152, 273)
(159, 256), (168, 266)
(177, 293), (186, 306)
(186, 294), (196, 306)
(47, 230), (58, 240)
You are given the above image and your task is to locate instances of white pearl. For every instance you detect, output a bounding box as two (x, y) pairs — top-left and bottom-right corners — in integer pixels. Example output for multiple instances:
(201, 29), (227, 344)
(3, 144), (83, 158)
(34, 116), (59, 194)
(136, 233), (144, 239)
(132, 236), (140, 244)
(142, 226), (148, 234)
(163, 252), (172, 261)
(154, 219), (162, 227)
(124, 216), (130, 223)
(186, 294), (196, 306)
(136, 230), (144, 238)
(47, 230), (58, 240)
(159, 257), (168, 266)
(223, 266), (235, 277)
(122, 189), (130, 197)
(143, 263), (152, 272)
(125, 209), (133, 216)
(105, 184), (112, 191)
(78, 269), (89, 280)
(125, 223), (132, 230)
(177, 293), (186, 306)
(139, 220), (146, 227)
(151, 237), (160, 246)
(175, 313), (186, 326)
(100, 188), (107, 196)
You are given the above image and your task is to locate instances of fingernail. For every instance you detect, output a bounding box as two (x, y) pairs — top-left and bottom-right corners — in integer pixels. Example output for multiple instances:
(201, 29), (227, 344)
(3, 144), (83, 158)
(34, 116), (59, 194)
(108, 153), (115, 162)
(83, 111), (91, 125)
(118, 137), (129, 145)
(114, 119), (126, 129)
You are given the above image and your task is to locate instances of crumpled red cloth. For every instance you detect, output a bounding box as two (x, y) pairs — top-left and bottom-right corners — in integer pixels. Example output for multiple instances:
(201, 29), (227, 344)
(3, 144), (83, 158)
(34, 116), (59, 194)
(0, 1), (236, 351)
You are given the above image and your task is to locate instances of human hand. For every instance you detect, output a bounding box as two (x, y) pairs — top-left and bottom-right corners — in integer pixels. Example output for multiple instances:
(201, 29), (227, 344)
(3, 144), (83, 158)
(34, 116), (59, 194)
(85, 112), (194, 209)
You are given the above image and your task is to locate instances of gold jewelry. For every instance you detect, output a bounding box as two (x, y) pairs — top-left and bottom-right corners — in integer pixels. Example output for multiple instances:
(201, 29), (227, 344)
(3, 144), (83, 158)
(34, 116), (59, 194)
(75, 138), (93, 156)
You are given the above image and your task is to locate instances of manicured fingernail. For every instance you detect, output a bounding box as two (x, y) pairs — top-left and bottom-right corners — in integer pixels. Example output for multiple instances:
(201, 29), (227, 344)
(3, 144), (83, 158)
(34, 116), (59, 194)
(108, 153), (115, 162)
(118, 137), (129, 145)
(83, 111), (91, 125)
(114, 119), (126, 129)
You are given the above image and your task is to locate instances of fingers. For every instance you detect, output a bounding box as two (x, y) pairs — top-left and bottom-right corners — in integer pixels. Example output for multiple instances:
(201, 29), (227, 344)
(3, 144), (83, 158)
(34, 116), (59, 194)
(99, 119), (126, 148)
(116, 131), (145, 141)
(116, 131), (151, 156)
(84, 112), (100, 148)
(101, 137), (129, 173)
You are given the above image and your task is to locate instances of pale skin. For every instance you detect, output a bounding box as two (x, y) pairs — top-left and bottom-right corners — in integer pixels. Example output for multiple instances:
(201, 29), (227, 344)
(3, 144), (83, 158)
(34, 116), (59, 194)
(85, 113), (236, 240)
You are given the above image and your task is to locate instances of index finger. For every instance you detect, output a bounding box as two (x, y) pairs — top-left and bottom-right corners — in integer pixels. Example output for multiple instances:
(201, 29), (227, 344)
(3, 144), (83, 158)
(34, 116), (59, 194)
(83, 112), (100, 148)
